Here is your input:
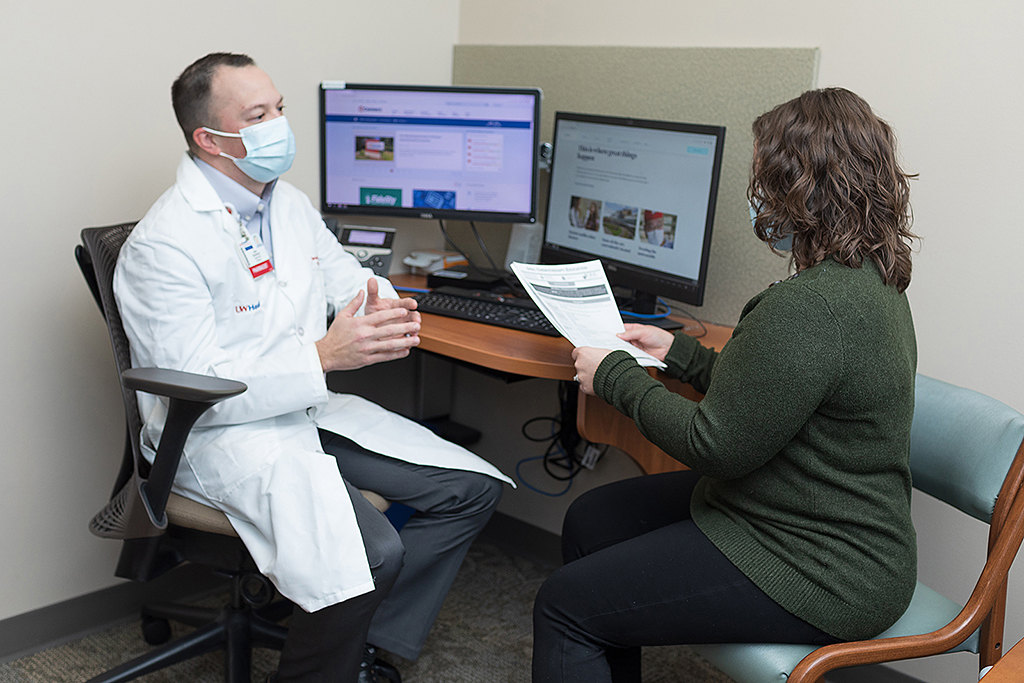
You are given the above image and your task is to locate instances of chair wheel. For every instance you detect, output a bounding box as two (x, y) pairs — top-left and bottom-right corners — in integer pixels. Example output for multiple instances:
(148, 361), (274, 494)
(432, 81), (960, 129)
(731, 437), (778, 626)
(373, 660), (402, 683)
(141, 615), (172, 645)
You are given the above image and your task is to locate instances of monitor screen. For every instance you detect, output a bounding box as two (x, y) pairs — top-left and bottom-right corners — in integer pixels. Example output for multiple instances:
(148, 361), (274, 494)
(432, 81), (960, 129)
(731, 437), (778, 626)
(541, 112), (725, 310)
(319, 82), (542, 223)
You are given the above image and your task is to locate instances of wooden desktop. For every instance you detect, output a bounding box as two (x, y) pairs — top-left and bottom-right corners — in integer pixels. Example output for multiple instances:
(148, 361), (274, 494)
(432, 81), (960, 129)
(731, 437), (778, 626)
(980, 637), (1024, 682)
(392, 274), (733, 475)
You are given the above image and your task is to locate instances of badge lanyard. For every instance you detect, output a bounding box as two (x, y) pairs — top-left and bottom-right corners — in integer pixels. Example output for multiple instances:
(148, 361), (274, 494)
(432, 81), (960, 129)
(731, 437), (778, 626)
(227, 204), (273, 278)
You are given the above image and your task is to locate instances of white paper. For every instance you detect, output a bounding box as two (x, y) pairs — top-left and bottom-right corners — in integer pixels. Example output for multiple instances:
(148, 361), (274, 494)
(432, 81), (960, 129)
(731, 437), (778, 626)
(510, 260), (666, 369)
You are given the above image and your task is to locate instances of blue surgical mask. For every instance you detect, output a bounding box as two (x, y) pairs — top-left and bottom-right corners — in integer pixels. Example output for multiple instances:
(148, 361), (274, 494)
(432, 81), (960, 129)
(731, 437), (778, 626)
(749, 201), (793, 252)
(203, 115), (296, 183)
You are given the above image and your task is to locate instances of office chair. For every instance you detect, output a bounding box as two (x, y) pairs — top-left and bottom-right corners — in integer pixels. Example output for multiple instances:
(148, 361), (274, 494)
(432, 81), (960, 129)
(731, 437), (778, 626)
(692, 374), (1024, 683)
(76, 223), (390, 683)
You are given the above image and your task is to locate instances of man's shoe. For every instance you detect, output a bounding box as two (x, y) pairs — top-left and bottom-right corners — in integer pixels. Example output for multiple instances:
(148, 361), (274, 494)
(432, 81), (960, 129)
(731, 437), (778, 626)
(359, 645), (401, 683)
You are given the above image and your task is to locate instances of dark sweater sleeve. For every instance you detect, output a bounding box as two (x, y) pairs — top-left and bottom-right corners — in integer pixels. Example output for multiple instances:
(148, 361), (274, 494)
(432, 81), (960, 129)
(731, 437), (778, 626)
(662, 332), (719, 394)
(593, 287), (843, 479)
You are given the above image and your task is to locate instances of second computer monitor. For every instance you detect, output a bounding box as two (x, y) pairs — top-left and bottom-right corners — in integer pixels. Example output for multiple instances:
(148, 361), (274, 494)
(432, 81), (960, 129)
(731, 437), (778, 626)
(542, 112), (725, 310)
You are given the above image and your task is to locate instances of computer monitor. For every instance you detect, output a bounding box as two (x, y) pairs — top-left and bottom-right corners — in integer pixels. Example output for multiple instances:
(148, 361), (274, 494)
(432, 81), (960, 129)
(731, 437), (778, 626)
(319, 82), (542, 223)
(541, 111), (725, 313)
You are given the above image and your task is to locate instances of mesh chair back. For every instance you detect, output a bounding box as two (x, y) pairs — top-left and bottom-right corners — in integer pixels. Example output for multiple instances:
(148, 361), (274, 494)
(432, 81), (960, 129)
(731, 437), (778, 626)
(78, 223), (149, 538)
(910, 374), (1024, 523)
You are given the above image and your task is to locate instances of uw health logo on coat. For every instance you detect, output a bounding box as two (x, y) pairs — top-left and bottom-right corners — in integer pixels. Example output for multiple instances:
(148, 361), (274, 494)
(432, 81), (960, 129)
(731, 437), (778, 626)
(235, 302), (261, 313)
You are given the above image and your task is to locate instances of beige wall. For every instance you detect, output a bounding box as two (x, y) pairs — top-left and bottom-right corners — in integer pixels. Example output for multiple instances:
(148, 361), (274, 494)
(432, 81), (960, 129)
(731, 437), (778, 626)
(0, 0), (459, 624)
(459, 0), (1024, 408)
(3, 1), (1022, 680)
(458, 2), (1024, 682)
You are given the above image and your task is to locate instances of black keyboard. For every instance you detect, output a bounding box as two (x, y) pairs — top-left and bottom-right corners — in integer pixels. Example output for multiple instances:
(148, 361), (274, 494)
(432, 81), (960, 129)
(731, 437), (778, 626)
(414, 286), (560, 337)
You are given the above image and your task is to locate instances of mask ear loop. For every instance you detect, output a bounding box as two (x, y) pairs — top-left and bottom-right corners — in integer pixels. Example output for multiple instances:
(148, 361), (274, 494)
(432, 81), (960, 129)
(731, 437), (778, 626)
(202, 127), (245, 161)
(202, 127), (243, 138)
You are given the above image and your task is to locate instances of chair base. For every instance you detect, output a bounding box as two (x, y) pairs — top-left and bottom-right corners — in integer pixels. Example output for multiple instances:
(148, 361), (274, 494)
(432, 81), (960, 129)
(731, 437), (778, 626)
(84, 579), (289, 683)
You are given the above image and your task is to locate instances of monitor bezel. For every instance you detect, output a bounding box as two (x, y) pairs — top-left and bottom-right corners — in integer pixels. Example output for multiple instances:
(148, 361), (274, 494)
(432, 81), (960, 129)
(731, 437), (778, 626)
(540, 111), (726, 308)
(319, 82), (542, 224)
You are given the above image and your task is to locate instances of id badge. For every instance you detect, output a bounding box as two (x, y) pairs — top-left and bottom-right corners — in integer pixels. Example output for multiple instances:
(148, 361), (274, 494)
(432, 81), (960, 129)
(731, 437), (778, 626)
(238, 233), (274, 278)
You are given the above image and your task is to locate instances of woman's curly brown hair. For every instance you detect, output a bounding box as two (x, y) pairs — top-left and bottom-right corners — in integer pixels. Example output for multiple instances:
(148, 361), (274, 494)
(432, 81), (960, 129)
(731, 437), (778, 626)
(749, 88), (918, 292)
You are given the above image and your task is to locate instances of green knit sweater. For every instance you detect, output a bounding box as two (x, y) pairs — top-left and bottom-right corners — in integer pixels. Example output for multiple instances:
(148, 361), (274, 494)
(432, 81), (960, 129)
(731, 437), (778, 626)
(593, 259), (917, 641)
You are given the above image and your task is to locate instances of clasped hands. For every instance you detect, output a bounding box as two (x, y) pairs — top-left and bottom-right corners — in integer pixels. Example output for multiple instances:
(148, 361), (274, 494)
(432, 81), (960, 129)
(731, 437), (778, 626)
(316, 278), (421, 372)
(572, 323), (675, 396)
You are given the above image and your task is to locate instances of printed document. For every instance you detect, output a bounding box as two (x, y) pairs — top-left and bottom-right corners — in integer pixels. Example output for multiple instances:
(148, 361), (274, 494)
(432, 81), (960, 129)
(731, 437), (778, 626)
(509, 260), (666, 369)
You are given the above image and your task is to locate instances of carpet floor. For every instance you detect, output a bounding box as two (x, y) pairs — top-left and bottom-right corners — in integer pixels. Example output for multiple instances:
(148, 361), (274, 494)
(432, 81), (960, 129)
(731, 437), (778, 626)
(0, 541), (734, 683)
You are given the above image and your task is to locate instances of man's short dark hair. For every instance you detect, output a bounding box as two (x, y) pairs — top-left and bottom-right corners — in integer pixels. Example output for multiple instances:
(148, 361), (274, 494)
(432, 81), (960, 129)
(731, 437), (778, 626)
(171, 52), (256, 151)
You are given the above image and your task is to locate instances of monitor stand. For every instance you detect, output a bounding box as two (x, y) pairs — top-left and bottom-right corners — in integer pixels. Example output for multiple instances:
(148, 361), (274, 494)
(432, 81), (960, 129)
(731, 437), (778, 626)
(616, 289), (685, 331)
(427, 264), (505, 291)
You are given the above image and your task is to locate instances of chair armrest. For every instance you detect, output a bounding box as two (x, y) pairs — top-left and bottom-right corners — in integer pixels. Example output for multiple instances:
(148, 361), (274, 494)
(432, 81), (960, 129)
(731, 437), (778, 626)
(122, 367), (247, 403)
(789, 479), (1024, 683)
(122, 367), (247, 528)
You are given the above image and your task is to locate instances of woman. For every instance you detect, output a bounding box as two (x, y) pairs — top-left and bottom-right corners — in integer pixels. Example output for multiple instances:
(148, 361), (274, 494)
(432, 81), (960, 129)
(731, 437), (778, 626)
(570, 196), (584, 228)
(532, 88), (919, 683)
(584, 201), (600, 231)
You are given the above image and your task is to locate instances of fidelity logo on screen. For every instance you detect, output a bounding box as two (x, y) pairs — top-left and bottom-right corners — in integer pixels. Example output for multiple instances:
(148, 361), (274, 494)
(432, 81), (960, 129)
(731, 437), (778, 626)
(360, 188), (402, 207)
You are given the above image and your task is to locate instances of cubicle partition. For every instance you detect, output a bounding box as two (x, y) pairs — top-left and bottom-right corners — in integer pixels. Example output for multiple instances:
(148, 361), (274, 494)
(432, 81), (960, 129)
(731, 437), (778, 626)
(452, 45), (819, 326)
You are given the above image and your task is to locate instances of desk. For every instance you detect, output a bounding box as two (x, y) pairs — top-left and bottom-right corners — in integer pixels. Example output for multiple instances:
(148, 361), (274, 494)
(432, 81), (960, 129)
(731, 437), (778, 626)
(982, 638), (1024, 682)
(392, 274), (734, 475)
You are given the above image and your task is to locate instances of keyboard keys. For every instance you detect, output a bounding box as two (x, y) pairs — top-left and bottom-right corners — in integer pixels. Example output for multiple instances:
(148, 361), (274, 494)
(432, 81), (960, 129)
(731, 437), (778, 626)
(414, 287), (560, 337)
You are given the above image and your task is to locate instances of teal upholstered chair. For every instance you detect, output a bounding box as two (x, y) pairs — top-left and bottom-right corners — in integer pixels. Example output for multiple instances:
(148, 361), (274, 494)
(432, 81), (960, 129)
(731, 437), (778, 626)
(694, 374), (1024, 683)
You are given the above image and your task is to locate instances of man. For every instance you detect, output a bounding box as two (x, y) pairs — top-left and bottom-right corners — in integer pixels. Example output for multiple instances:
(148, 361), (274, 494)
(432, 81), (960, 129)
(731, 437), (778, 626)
(114, 52), (510, 683)
(643, 210), (665, 246)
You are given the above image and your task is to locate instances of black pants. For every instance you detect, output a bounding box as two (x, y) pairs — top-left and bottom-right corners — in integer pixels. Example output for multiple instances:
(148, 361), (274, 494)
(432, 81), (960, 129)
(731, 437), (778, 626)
(277, 478), (403, 683)
(276, 430), (502, 683)
(319, 429), (503, 660)
(532, 471), (839, 683)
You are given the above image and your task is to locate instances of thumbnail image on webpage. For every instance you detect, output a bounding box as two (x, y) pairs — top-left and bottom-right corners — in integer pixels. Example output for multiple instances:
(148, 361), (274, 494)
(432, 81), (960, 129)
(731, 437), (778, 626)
(568, 196), (678, 249)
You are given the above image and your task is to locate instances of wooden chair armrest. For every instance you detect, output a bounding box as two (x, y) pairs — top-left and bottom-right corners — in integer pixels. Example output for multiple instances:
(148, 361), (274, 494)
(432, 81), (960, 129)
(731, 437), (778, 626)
(791, 482), (1024, 682)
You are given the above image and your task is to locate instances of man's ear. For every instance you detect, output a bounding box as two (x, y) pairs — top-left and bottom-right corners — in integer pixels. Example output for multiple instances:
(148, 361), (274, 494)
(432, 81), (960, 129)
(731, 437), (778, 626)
(192, 127), (222, 156)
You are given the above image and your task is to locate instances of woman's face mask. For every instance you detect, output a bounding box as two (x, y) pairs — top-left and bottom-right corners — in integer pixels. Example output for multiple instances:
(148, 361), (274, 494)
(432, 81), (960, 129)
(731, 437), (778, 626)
(749, 201), (793, 252)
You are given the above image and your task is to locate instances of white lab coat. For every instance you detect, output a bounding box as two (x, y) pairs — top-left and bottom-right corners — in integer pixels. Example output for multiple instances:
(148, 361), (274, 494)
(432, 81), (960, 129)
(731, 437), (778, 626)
(114, 154), (512, 612)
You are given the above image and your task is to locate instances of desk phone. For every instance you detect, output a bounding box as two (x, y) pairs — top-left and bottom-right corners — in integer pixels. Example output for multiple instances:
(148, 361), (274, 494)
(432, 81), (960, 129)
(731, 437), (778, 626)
(336, 224), (395, 276)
